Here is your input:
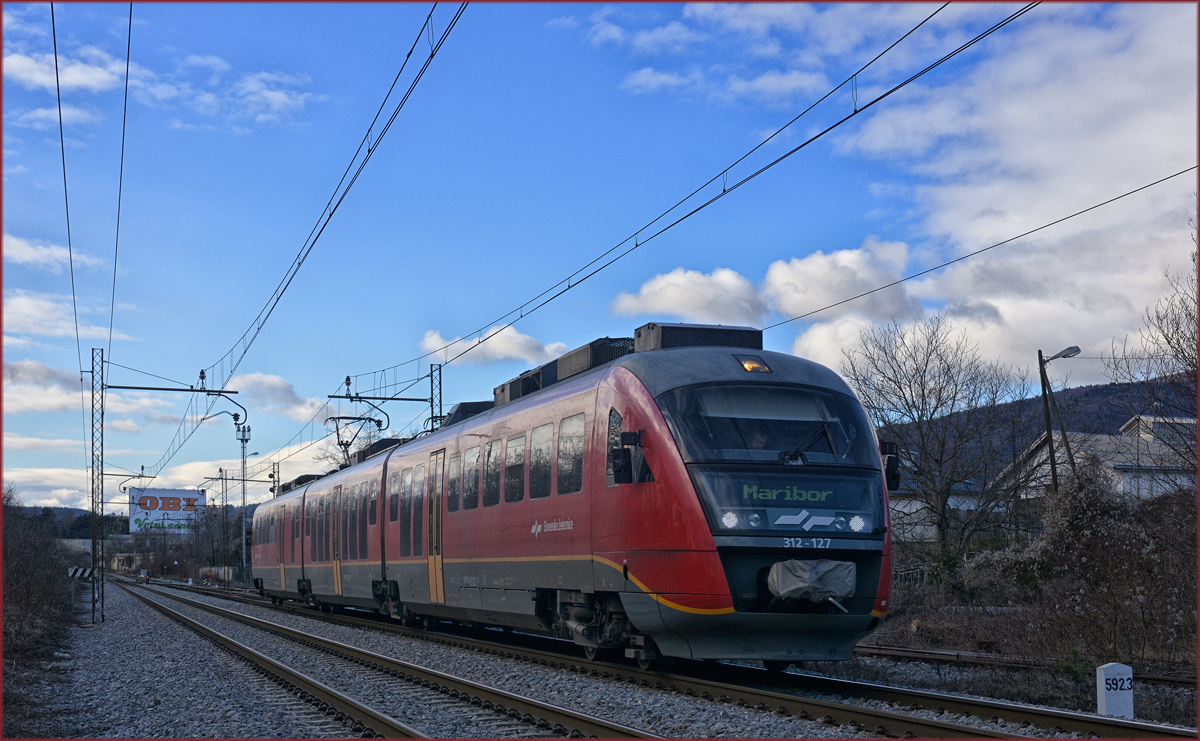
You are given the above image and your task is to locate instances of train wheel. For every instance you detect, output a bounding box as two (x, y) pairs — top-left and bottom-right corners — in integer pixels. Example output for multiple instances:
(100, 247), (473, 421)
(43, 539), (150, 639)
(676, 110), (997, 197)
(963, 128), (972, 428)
(636, 655), (656, 671)
(583, 645), (604, 662)
(763, 660), (792, 673)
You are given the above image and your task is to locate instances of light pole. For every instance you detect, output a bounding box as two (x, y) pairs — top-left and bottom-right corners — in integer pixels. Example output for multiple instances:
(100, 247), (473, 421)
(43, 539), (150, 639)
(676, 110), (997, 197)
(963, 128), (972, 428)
(1038, 346), (1080, 494)
(235, 420), (251, 583)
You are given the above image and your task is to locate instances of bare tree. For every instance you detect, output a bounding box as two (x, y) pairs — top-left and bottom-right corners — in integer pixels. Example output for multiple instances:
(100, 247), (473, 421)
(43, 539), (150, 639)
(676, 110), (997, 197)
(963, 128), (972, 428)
(841, 315), (1040, 571)
(1106, 246), (1197, 481)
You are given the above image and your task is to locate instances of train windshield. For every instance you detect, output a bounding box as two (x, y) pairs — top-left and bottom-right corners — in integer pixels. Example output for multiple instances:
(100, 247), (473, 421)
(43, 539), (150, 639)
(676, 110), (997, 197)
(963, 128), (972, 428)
(656, 383), (877, 467)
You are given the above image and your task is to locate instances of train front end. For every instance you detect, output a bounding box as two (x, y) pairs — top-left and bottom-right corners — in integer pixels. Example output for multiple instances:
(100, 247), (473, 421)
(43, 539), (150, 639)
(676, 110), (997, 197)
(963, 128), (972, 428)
(610, 331), (892, 663)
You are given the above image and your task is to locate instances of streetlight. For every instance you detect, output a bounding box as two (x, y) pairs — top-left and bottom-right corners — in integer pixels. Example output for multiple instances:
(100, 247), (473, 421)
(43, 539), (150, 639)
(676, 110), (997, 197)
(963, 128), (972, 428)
(1038, 345), (1080, 494)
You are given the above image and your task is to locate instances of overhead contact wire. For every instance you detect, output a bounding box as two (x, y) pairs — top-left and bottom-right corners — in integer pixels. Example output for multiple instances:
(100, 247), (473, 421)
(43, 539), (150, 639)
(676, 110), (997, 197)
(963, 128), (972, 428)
(369, 3), (1036, 380)
(106, 1), (134, 370)
(762, 165), (1200, 330)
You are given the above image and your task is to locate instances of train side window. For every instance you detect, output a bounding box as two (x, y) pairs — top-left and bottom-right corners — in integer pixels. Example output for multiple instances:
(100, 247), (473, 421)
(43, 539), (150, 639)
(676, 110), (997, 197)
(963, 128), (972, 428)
(312, 499), (320, 562)
(529, 423), (553, 499)
(447, 454), (461, 512)
(462, 447), (480, 509)
(400, 468), (413, 557)
(557, 413), (585, 495)
(291, 507), (296, 562)
(348, 485), (360, 560)
(389, 473), (399, 522)
(305, 500), (311, 537)
(355, 484), (364, 553)
(412, 464), (426, 556)
(323, 493), (331, 562)
(369, 479), (378, 526)
(483, 441), (502, 507)
(505, 433), (526, 503)
(342, 490), (351, 561)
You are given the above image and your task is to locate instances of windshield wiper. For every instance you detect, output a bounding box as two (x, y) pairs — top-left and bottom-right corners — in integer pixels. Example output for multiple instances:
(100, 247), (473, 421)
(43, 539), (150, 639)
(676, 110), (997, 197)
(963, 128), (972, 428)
(778, 423), (832, 464)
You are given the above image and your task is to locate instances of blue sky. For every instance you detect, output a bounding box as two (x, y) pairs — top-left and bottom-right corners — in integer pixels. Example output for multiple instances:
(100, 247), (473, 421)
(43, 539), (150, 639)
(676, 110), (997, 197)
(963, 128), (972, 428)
(4, 3), (1196, 511)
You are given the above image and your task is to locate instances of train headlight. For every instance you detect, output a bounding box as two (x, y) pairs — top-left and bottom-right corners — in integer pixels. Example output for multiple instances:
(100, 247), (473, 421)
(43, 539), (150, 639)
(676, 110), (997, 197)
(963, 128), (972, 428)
(849, 515), (866, 532)
(721, 512), (739, 528)
(748, 513), (762, 527)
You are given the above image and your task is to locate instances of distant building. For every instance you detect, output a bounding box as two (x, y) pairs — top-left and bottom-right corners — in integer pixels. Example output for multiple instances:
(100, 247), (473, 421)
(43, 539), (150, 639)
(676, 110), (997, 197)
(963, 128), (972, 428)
(998, 415), (1196, 501)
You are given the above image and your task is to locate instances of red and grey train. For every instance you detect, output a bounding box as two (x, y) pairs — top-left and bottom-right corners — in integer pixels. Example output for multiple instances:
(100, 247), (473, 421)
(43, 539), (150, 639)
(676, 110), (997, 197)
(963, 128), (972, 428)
(252, 323), (894, 666)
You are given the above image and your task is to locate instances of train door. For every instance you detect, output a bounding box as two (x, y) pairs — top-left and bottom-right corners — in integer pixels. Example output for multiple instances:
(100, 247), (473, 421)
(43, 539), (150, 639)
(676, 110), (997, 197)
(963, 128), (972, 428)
(331, 485), (343, 595)
(426, 450), (446, 603)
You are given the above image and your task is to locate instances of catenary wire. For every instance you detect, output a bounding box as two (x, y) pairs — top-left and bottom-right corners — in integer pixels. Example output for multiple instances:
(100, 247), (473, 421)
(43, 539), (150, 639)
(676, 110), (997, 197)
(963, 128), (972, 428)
(353, 2), (1027, 389)
(106, 2), (134, 368)
(50, 2), (83, 374)
(762, 165), (1198, 330)
(103, 360), (194, 388)
(421, 3), (1039, 373)
(139, 4), (466, 479)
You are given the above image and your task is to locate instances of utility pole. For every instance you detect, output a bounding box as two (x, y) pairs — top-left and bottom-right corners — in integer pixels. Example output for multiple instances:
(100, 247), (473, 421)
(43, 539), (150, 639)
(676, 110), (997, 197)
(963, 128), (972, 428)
(430, 363), (443, 430)
(235, 420), (250, 583)
(90, 348), (105, 623)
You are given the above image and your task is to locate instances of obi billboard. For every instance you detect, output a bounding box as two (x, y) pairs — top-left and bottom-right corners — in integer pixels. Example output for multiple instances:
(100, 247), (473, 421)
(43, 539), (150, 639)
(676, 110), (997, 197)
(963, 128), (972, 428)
(129, 488), (205, 533)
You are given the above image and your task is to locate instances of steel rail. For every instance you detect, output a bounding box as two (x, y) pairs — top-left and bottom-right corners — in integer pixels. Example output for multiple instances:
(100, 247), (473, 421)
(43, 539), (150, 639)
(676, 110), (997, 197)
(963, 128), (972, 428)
(854, 644), (1196, 689)
(140, 580), (1196, 739)
(117, 582), (426, 738)
(135, 583), (660, 739)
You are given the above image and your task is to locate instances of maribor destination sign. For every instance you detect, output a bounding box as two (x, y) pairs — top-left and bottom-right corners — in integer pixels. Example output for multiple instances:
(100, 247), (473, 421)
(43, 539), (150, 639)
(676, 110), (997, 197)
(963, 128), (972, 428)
(128, 487), (206, 533)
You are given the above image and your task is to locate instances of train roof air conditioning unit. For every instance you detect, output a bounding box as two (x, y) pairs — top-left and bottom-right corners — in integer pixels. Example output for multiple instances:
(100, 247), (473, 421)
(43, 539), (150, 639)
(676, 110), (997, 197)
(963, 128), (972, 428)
(633, 322), (762, 353)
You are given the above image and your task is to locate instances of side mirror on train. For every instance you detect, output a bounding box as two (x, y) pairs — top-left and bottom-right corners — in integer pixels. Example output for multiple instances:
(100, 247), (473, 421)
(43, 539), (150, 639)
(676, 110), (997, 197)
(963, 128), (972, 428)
(880, 441), (901, 491)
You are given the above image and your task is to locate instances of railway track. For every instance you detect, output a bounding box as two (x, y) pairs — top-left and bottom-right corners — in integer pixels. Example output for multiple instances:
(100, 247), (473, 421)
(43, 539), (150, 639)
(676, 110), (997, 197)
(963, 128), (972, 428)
(126, 581), (658, 739)
(853, 644), (1197, 689)
(117, 582), (426, 738)
(133, 578), (1190, 738)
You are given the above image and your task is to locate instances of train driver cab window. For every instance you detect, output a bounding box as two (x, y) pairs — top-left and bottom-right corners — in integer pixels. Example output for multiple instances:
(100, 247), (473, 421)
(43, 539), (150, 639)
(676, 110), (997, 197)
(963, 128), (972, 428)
(369, 479), (378, 525)
(557, 413), (585, 495)
(389, 473), (399, 522)
(462, 447), (480, 509)
(505, 433), (526, 503)
(447, 454), (461, 512)
(529, 424), (553, 499)
(483, 441), (502, 507)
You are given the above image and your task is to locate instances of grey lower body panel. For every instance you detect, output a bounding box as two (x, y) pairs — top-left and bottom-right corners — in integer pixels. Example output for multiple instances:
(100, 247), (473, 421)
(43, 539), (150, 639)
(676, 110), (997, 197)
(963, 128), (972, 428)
(619, 592), (877, 661)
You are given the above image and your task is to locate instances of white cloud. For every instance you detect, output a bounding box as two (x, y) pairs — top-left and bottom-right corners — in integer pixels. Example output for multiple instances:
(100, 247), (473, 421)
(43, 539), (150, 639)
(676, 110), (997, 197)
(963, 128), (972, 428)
(231, 72), (312, 122)
(2, 51), (121, 92)
(184, 54), (230, 73)
(820, 3), (1197, 384)
(622, 67), (697, 94)
(4, 233), (100, 273)
(724, 68), (829, 102)
(545, 16), (579, 30)
(3, 290), (128, 341)
(227, 373), (325, 422)
(2, 359), (171, 417)
(763, 236), (922, 323)
(790, 315), (876, 370)
(3, 8), (47, 37)
(612, 267), (768, 325)
(632, 21), (707, 55)
(587, 7), (626, 46)
(7, 104), (102, 130)
(2, 431), (82, 451)
(420, 326), (567, 365)
(107, 418), (141, 434)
